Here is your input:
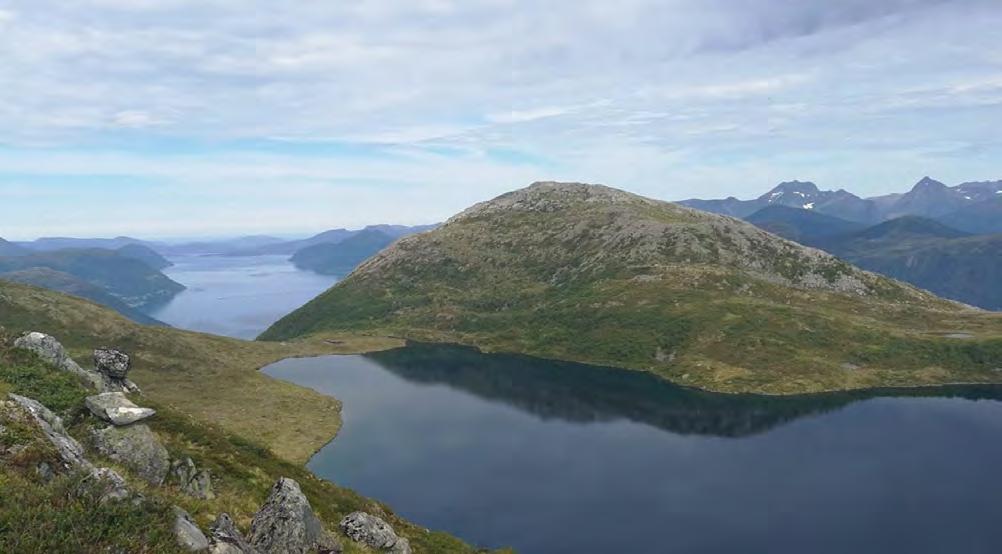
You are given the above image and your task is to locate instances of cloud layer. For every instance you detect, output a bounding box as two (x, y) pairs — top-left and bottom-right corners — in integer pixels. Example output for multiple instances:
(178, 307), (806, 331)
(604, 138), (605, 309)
(1, 0), (1001, 237)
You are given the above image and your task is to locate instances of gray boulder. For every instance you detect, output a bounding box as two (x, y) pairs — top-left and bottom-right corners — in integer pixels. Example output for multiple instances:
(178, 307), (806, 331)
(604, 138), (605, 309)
(339, 512), (411, 554)
(174, 506), (210, 552)
(14, 332), (106, 391)
(209, 513), (260, 554)
(94, 348), (131, 379)
(85, 392), (156, 426)
(80, 466), (131, 504)
(6, 393), (89, 470)
(91, 424), (170, 485)
(170, 457), (215, 499)
(248, 477), (341, 554)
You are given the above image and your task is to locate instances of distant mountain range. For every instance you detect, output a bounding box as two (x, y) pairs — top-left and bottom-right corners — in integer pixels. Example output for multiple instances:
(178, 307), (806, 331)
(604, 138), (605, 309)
(224, 224), (438, 257)
(742, 205), (1002, 310)
(290, 229), (399, 276)
(0, 245), (183, 324)
(681, 177), (1002, 232)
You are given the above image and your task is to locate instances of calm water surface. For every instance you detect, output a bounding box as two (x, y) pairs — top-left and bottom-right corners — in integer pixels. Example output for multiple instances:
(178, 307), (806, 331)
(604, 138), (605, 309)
(144, 255), (335, 339)
(263, 344), (1002, 554)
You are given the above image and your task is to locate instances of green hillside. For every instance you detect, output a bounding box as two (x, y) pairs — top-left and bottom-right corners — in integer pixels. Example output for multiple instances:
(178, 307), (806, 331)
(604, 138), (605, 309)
(262, 182), (1002, 395)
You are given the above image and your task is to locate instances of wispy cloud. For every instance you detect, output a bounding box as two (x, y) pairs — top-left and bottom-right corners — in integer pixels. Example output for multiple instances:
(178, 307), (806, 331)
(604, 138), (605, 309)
(1, 0), (1001, 237)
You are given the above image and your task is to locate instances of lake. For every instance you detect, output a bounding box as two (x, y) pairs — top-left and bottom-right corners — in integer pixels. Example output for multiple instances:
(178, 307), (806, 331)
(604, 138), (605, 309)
(143, 255), (336, 339)
(263, 343), (1002, 554)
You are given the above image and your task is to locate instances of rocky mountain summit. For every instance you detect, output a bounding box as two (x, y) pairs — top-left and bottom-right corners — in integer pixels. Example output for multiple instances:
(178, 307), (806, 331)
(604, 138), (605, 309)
(264, 181), (1002, 395)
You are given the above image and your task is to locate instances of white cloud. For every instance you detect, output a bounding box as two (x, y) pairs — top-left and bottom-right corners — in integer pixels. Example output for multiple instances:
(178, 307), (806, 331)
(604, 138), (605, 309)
(1, 0), (1002, 237)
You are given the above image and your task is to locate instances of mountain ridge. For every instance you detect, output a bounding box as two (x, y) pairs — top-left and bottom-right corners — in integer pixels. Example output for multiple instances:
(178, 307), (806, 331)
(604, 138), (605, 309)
(263, 181), (1002, 395)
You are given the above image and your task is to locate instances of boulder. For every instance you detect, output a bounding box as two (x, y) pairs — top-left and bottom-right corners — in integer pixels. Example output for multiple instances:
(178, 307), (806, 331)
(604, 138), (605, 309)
(91, 424), (170, 485)
(209, 513), (261, 554)
(14, 332), (107, 391)
(80, 466), (131, 504)
(248, 477), (341, 554)
(339, 512), (411, 554)
(174, 506), (210, 552)
(170, 457), (215, 499)
(94, 348), (131, 380)
(6, 393), (89, 470)
(85, 392), (156, 426)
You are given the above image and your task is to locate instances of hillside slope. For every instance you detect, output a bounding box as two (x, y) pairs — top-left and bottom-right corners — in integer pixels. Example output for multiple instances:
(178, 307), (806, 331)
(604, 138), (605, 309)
(262, 182), (1002, 394)
(818, 218), (1002, 310)
(745, 205), (866, 246)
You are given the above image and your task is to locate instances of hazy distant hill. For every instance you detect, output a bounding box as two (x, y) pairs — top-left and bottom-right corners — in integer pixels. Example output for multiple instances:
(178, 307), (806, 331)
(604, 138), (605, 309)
(229, 224), (438, 257)
(937, 196), (1002, 234)
(154, 235), (287, 256)
(813, 217), (1002, 310)
(291, 229), (397, 275)
(0, 267), (165, 325)
(263, 181), (1002, 395)
(18, 235), (152, 252)
(0, 248), (184, 308)
(0, 238), (28, 257)
(744, 205), (865, 246)
(683, 176), (1002, 227)
(116, 243), (172, 270)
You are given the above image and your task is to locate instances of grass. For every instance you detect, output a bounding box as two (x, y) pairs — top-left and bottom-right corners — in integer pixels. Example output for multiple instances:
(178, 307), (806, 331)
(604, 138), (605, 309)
(0, 279), (402, 463)
(261, 183), (1002, 395)
(0, 336), (481, 554)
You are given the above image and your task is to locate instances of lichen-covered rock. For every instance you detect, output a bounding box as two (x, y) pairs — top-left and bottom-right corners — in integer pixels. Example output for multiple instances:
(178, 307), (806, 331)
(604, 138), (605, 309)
(339, 512), (410, 553)
(91, 424), (169, 485)
(174, 506), (210, 552)
(248, 477), (341, 554)
(85, 392), (156, 426)
(170, 457), (215, 499)
(209, 513), (260, 554)
(94, 348), (131, 380)
(14, 332), (107, 391)
(6, 393), (89, 470)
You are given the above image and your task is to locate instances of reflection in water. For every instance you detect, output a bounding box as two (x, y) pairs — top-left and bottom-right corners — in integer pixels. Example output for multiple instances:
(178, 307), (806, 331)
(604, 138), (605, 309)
(368, 342), (1002, 437)
(263, 344), (1002, 554)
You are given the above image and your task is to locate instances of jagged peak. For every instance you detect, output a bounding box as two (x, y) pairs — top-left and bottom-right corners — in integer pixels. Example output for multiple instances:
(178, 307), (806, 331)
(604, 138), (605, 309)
(911, 176), (947, 192)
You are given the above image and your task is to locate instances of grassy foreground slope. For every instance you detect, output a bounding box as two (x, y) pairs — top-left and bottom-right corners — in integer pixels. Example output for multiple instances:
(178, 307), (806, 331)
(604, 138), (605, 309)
(0, 335), (475, 553)
(263, 182), (1002, 394)
(0, 279), (402, 462)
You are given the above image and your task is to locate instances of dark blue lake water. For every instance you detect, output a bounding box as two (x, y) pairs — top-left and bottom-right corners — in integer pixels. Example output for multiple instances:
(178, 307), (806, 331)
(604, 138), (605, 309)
(263, 343), (1002, 554)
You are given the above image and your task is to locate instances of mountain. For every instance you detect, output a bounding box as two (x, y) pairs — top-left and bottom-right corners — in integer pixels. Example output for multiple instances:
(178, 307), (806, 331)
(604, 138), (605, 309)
(0, 267), (165, 325)
(0, 248), (184, 308)
(291, 229), (398, 276)
(937, 196), (1002, 234)
(115, 243), (172, 270)
(262, 181), (1002, 395)
(683, 176), (1002, 226)
(18, 236), (152, 252)
(681, 181), (878, 223)
(744, 205), (866, 246)
(228, 224), (437, 256)
(154, 235), (287, 256)
(817, 217), (1002, 310)
(0, 238), (28, 257)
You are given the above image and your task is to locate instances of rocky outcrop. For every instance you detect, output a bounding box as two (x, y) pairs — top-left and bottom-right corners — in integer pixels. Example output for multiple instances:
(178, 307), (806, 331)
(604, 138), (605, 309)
(3, 393), (133, 503)
(93, 347), (142, 393)
(14, 332), (107, 391)
(170, 456), (215, 499)
(6, 393), (89, 470)
(85, 392), (156, 425)
(340, 512), (411, 554)
(174, 506), (210, 552)
(91, 424), (170, 485)
(248, 477), (341, 554)
(209, 513), (260, 554)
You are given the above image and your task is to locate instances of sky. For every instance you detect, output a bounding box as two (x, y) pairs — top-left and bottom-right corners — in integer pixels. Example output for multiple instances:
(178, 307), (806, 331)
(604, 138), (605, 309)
(2, 0), (1002, 239)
